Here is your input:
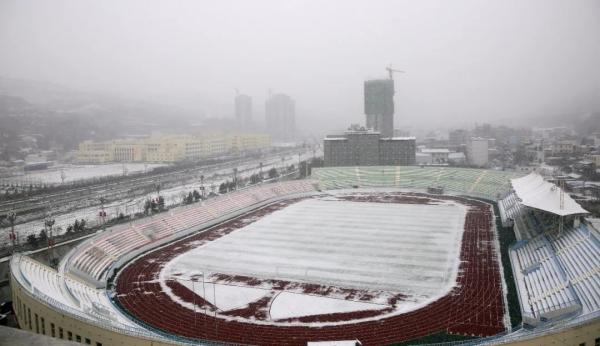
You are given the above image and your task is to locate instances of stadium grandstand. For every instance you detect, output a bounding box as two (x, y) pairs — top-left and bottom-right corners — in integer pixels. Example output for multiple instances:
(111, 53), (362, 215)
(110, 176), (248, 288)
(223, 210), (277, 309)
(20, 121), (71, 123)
(499, 172), (599, 328)
(8, 167), (600, 345)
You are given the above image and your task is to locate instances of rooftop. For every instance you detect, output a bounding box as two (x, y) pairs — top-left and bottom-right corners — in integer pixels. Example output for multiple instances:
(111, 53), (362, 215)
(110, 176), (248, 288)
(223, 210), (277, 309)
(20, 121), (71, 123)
(511, 173), (589, 216)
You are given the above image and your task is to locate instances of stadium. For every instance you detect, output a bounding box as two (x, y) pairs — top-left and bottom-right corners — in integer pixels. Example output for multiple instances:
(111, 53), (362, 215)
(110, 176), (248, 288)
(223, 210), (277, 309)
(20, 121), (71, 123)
(9, 166), (600, 345)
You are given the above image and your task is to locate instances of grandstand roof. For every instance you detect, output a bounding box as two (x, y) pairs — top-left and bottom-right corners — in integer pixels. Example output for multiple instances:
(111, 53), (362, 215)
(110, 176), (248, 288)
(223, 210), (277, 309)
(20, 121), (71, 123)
(511, 173), (588, 216)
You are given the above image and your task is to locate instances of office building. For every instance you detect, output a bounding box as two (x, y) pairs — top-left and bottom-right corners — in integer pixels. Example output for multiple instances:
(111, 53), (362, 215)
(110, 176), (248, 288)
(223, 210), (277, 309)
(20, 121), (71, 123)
(324, 129), (415, 167)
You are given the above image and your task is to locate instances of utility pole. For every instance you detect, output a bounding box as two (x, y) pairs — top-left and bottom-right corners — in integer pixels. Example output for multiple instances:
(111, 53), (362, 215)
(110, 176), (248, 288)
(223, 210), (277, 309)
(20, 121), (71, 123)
(233, 168), (238, 190)
(99, 197), (107, 231)
(155, 182), (161, 198)
(558, 179), (565, 236)
(7, 212), (18, 252)
(45, 215), (55, 266)
(305, 157), (309, 177)
(200, 175), (205, 199)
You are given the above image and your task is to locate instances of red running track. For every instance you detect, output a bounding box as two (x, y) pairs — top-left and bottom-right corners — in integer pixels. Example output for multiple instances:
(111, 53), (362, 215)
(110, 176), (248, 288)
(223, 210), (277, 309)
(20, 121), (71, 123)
(114, 194), (506, 346)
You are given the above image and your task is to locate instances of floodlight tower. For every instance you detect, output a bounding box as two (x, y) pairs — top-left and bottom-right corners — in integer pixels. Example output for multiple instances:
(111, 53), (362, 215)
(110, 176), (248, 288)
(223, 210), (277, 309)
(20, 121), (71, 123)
(558, 179), (565, 236)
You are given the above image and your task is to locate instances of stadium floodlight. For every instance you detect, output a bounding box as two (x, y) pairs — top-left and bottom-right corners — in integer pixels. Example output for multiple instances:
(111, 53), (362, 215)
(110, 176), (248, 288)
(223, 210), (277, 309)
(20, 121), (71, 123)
(167, 272), (206, 330)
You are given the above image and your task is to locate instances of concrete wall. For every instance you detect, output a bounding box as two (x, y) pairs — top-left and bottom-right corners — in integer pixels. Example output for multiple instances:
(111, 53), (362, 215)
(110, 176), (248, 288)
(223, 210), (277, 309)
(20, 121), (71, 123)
(11, 272), (182, 346)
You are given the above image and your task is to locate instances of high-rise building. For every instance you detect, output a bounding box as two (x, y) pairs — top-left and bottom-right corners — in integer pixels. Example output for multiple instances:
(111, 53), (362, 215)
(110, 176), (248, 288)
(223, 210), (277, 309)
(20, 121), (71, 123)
(364, 79), (394, 138)
(265, 93), (295, 142)
(466, 137), (489, 167)
(235, 94), (252, 129)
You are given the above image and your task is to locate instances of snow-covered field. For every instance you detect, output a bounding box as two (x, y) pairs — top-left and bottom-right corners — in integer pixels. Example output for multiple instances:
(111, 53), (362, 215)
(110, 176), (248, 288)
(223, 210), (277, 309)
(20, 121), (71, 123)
(161, 197), (467, 323)
(3, 163), (167, 185)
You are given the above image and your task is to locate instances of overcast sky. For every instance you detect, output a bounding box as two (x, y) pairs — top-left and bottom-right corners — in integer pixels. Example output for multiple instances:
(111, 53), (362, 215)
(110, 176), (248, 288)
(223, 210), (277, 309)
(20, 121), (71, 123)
(1, 0), (599, 134)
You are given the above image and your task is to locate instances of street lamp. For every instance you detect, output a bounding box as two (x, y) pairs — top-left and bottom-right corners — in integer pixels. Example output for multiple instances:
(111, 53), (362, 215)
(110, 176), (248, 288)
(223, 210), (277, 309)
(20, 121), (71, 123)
(7, 212), (18, 252)
(168, 273), (206, 331)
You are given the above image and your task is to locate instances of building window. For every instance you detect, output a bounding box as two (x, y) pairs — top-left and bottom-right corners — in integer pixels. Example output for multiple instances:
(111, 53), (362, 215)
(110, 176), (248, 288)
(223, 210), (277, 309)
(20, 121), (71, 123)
(59, 327), (63, 339)
(40, 317), (45, 334)
(96, 343), (103, 346)
(76, 335), (81, 343)
(34, 313), (39, 333)
(85, 338), (91, 344)
(27, 308), (32, 330)
(580, 343), (586, 346)
(67, 331), (72, 341)
(51, 323), (55, 337)
(595, 338), (600, 346)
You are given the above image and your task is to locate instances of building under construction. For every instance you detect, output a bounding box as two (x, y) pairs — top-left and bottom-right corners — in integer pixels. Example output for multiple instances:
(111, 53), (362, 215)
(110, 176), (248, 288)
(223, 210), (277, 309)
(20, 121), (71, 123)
(364, 78), (395, 138)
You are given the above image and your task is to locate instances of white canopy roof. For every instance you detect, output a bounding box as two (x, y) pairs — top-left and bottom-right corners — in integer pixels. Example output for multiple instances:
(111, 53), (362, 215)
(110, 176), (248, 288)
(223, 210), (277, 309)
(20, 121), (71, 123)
(511, 173), (588, 216)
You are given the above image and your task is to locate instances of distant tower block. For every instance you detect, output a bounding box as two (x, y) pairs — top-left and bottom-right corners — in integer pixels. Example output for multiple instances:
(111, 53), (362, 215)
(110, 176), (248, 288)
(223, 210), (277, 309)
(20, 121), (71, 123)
(364, 79), (395, 138)
(235, 94), (252, 129)
(265, 93), (295, 142)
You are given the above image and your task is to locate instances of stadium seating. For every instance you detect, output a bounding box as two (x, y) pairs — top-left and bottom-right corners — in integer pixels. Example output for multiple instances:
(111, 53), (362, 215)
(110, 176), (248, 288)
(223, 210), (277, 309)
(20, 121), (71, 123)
(548, 225), (600, 313)
(509, 221), (600, 324)
(313, 166), (522, 200)
(13, 255), (139, 327)
(510, 237), (580, 323)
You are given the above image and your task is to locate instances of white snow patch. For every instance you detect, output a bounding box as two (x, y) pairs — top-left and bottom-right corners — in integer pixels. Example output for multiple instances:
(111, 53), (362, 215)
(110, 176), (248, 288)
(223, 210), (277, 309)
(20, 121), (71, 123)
(270, 292), (384, 320)
(176, 279), (270, 311)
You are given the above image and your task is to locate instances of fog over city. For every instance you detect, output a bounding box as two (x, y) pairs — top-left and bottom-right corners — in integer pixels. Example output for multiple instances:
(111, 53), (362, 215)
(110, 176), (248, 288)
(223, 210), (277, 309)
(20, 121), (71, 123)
(1, 0), (599, 134)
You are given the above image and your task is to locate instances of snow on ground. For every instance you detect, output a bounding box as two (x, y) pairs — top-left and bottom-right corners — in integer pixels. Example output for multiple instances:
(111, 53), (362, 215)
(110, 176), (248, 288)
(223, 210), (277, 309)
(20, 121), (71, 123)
(0, 150), (321, 246)
(3, 163), (167, 185)
(269, 292), (384, 320)
(161, 198), (467, 322)
(165, 199), (467, 295)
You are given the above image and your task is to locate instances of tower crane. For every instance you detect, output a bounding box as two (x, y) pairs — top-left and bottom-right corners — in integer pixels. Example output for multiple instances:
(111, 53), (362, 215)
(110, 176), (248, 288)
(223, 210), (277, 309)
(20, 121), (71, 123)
(386, 64), (405, 80)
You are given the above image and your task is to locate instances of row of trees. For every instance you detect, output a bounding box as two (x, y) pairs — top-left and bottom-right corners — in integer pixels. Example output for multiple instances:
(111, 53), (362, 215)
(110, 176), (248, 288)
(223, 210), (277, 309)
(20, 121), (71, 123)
(143, 196), (166, 215)
(183, 190), (203, 204)
(25, 218), (87, 247)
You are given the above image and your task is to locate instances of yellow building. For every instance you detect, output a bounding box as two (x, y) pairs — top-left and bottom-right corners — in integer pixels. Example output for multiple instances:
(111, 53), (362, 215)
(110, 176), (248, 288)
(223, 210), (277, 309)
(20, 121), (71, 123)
(111, 140), (146, 162)
(144, 136), (187, 162)
(228, 133), (271, 153)
(77, 140), (112, 163)
(77, 133), (271, 164)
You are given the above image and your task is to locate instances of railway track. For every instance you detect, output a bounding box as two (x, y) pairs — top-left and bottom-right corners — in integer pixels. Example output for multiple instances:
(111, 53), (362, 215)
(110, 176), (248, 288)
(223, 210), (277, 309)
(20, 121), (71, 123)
(0, 147), (318, 226)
